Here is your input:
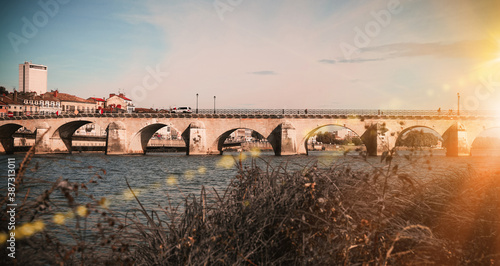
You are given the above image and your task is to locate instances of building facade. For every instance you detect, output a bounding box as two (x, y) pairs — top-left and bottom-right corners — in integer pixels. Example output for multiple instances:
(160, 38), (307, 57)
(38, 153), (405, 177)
(45, 90), (96, 114)
(106, 93), (135, 113)
(19, 61), (48, 95)
(39, 93), (62, 115)
(89, 97), (105, 110)
(0, 102), (7, 117)
(0, 94), (23, 116)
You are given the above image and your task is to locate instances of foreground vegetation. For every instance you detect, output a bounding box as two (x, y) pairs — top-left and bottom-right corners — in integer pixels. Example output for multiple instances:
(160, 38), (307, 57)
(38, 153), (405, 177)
(1, 149), (500, 265)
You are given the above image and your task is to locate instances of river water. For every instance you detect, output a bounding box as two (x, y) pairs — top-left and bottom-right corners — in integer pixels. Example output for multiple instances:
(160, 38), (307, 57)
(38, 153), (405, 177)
(1, 150), (500, 214)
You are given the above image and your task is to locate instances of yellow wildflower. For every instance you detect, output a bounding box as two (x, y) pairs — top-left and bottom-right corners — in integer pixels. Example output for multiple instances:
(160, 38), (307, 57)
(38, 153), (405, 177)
(250, 147), (261, 157)
(76, 206), (89, 217)
(123, 188), (142, 200)
(217, 155), (234, 169)
(198, 166), (207, 174)
(184, 170), (196, 180)
(99, 197), (110, 209)
(166, 175), (178, 186)
(32, 220), (45, 232)
(18, 223), (35, 239)
(53, 213), (66, 225)
(0, 232), (7, 245)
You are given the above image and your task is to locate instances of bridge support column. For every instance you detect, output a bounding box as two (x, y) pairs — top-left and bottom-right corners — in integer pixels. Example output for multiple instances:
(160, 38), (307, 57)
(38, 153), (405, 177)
(443, 122), (470, 156)
(268, 122), (297, 156)
(183, 121), (208, 155)
(0, 138), (15, 154)
(106, 122), (128, 155)
(35, 127), (68, 154)
(361, 123), (391, 156)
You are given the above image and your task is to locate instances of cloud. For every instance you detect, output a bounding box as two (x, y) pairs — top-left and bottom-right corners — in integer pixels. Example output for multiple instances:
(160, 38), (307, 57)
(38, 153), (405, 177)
(326, 39), (497, 65)
(318, 58), (384, 64)
(249, 71), (277, 75)
(361, 39), (497, 60)
(318, 59), (336, 64)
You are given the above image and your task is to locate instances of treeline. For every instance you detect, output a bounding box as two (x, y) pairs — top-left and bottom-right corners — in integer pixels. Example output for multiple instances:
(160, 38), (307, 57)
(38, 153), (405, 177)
(472, 136), (500, 149)
(397, 130), (439, 147)
(315, 132), (363, 145)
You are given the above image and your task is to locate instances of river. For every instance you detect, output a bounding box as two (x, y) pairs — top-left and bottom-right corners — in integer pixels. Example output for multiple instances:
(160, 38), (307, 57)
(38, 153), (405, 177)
(1, 150), (500, 213)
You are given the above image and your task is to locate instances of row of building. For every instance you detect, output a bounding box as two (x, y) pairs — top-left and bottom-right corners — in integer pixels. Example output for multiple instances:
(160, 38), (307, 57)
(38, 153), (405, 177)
(0, 61), (135, 117)
(0, 90), (135, 117)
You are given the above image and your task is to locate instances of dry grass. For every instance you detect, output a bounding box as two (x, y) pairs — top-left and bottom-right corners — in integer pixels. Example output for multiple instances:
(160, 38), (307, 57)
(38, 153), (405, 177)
(1, 148), (500, 265)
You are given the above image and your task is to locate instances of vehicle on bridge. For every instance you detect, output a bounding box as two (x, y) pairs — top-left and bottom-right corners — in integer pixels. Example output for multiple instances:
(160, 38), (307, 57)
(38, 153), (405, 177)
(171, 106), (192, 113)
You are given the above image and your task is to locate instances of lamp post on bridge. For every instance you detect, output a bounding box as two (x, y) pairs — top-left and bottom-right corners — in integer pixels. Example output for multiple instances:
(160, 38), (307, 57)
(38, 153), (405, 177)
(196, 93), (198, 114)
(457, 93), (460, 116)
(213, 96), (216, 114)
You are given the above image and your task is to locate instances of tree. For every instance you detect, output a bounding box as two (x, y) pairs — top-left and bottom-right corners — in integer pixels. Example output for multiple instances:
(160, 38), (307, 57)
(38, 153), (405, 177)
(251, 130), (265, 140)
(315, 132), (338, 144)
(0, 86), (7, 95)
(397, 130), (439, 147)
(351, 137), (363, 146)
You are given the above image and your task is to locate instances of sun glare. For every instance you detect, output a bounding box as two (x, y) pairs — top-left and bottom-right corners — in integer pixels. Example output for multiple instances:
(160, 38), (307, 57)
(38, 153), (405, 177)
(495, 39), (500, 62)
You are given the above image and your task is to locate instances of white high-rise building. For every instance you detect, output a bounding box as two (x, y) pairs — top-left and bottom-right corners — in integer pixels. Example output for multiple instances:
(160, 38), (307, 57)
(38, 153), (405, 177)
(19, 61), (47, 94)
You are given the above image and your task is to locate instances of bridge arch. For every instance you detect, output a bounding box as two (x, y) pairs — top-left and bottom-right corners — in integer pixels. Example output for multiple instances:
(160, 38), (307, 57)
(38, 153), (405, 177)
(0, 123), (25, 138)
(301, 124), (365, 155)
(54, 120), (94, 139)
(0, 123), (27, 154)
(212, 127), (269, 155)
(470, 127), (500, 156)
(129, 122), (187, 154)
(52, 120), (95, 153)
(395, 125), (444, 149)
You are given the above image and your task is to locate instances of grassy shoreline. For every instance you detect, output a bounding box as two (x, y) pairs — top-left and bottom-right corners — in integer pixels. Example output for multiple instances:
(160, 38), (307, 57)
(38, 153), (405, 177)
(1, 151), (500, 265)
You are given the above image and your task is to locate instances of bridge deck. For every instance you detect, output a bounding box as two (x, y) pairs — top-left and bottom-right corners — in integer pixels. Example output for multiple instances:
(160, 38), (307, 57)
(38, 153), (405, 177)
(1, 108), (497, 121)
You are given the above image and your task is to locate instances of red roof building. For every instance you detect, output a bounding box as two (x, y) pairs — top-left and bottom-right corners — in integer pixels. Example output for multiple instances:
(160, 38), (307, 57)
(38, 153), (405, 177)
(105, 93), (134, 113)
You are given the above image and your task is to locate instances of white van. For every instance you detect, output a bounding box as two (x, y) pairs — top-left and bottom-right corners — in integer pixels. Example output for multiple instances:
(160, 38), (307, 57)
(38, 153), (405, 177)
(171, 106), (192, 113)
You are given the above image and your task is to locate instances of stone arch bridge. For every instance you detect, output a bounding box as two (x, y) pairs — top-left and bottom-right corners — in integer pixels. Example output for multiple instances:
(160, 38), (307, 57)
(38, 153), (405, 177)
(0, 110), (498, 156)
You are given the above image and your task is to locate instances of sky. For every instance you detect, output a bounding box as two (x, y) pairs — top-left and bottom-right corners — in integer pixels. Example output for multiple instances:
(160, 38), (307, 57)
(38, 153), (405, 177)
(1, 0), (499, 111)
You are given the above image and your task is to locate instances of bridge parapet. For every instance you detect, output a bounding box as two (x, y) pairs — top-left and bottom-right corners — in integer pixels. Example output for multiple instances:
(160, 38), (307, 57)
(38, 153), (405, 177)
(0, 109), (497, 121)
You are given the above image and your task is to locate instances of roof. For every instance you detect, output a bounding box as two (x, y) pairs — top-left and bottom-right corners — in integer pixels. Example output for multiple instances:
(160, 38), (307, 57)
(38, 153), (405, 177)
(40, 93), (61, 102)
(17, 93), (43, 101)
(45, 91), (95, 104)
(109, 93), (132, 101)
(89, 97), (105, 102)
(0, 95), (22, 105)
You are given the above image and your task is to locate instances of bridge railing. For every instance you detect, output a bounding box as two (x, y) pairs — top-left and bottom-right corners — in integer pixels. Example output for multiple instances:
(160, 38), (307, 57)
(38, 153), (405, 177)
(0, 109), (497, 120)
(195, 109), (496, 116)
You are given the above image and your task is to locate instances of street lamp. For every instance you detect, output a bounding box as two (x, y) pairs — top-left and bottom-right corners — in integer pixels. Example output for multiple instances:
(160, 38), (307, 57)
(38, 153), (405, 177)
(196, 93), (199, 114)
(213, 96), (216, 114)
(457, 93), (460, 116)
